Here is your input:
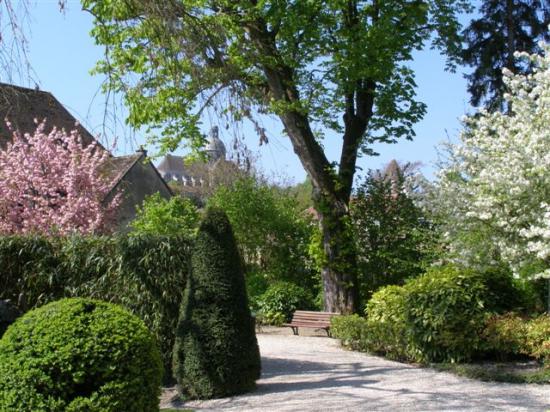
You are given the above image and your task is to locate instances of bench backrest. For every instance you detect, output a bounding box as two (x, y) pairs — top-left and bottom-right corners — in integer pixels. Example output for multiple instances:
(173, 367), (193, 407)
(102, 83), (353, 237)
(291, 310), (340, 324)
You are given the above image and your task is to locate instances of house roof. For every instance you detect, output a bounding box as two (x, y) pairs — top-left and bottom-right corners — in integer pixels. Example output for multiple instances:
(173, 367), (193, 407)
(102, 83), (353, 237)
(101, 150), (173, 198)
(157, 153), (186, 174)
(0, 82), (100, 149)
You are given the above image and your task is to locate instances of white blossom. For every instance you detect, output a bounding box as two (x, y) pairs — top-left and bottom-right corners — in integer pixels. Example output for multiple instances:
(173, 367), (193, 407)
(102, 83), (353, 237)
(434, 43), (550, 279)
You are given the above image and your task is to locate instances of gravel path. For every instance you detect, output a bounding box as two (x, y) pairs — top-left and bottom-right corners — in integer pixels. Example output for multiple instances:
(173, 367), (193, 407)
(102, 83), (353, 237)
(161, 329), (550, 411)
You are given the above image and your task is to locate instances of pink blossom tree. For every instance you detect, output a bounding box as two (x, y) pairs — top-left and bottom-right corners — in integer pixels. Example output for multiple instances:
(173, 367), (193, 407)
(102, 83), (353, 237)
(0, 120), (120, 235)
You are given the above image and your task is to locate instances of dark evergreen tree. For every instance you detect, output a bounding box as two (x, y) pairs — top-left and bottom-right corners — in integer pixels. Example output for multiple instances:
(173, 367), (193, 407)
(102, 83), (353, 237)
(173, 208), (261, 399)
(462, 0), (550, 111)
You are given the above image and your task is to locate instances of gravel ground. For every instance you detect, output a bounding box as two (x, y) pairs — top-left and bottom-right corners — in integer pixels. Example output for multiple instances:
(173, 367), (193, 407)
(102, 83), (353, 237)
(161, 328), (550, 411)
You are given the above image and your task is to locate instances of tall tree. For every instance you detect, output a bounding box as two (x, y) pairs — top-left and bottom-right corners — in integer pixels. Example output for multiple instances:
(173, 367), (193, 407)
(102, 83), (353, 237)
(437, 43), (550, 311)
(83, 0), (469, 313)
(462, 0), (550, 111)
(352, 161), (438, 302)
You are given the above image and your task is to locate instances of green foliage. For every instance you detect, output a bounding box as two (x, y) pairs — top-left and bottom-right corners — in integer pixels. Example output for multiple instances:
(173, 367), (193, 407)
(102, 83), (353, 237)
(403, 266), (489, 362)
(0, 298), (162, 412)
(363, 285), (410, 360)
(130, 193), (200, 237)
(208, 177), (318, 293)
(351, 162), (439, 302)
(245, 270), (270, 310)
(482, 314), (529, 359)
(483, 313), (550, 368)
(256, 281), (316, 325)
(84, 0), (469, 155)
(330, 315), (369, 352)
(526, 315), (550, 366)
(174, 208), (261, 399)
(343, 265), (527, 363)
(0, 234), (191, 381)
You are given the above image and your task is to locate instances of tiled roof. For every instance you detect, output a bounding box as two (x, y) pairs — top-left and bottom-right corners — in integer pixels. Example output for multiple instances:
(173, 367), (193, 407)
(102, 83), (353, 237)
(0, 82), (101, 149)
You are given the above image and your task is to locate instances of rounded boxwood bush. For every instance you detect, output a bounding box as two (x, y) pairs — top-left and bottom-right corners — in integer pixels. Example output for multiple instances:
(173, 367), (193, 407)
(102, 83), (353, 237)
(256, 281), (315, 325)
(174, 208), (261, 399)
(0, 298), (162, 412)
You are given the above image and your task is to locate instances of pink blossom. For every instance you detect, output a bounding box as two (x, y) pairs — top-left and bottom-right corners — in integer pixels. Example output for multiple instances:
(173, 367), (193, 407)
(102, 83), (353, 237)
(0, 120), (120, 235)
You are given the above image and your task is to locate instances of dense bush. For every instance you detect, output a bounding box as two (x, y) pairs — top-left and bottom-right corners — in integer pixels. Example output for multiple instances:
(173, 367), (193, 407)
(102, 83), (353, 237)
(0, 298), (162, 411)
(335, 265), (526, 363)
(256, 281), (315, 325)
(482, 313), (529, 359)
(483, 313), (550, 367)
(525, 315), (550, 366)
(174, 208), (261, 399)
(331, 315), (369, 352)
(403, 266), (490, 362)
(364, 285), (410, 360)
(0, 234), (191, 380)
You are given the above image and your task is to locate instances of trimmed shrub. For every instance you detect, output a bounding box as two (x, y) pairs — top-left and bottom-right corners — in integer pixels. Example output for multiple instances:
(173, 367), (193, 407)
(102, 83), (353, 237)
(364, 285), (410, 360)
(403, 265), (489, 362)
(174, 208), (261, 399)
(0, 298), (162, 412)
(0, 234), (191, 381)
(256, 281), (315, 325)
(331, 314), (369, 351)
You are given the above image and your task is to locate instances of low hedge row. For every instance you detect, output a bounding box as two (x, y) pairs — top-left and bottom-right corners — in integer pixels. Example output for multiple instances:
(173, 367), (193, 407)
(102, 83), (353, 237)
(483, 313), (550, 366)
(332, 265), (535, 363)
(0, 235), (191, 380)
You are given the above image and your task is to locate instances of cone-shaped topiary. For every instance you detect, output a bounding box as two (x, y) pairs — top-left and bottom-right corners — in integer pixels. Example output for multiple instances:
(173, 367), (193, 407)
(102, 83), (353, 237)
(0, 298), (162, 411)
(174, 207), (261, 399)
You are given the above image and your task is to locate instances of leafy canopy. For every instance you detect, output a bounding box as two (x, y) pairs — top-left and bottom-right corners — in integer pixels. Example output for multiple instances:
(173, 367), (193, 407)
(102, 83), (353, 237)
(83, 0), (470, 156)
(130, 192), (200, 237)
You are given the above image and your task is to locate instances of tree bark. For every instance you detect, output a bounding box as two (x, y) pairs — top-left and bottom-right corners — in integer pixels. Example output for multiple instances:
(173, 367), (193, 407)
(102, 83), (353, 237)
(313, 191), (359, 314)
(243, 14), (372, 315)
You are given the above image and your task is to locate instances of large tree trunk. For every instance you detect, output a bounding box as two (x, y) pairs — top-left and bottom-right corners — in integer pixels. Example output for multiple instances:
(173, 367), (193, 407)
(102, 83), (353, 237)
(314, 192), (359, 314)
(244, 14), (372, 315)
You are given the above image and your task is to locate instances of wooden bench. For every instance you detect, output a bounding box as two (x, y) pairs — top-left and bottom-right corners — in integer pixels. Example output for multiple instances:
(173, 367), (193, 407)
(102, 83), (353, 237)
(283, 310), (340, 337)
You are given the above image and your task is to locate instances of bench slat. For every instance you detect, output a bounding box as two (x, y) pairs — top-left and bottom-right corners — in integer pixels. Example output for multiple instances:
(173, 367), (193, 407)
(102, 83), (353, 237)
(283, 310), (341, 337)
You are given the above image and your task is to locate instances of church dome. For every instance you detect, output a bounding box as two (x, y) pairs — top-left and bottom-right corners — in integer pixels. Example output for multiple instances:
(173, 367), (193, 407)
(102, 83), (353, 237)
(205, 126), (226, 161)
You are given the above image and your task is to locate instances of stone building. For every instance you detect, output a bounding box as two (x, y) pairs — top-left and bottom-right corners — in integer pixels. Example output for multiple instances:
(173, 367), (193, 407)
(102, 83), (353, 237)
(157, 126), (244, 202)
(0, 82), (172, 231)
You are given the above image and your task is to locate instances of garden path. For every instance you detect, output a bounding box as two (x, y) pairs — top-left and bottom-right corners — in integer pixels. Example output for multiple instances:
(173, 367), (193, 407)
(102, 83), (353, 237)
(161, 328), (550, 411)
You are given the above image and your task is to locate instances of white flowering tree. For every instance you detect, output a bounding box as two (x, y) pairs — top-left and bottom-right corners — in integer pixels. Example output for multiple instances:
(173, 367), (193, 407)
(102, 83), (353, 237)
(436, 44), (550, 307)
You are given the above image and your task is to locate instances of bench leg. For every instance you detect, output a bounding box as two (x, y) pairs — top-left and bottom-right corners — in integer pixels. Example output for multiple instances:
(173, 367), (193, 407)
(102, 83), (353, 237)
(292, 326), (299, 335)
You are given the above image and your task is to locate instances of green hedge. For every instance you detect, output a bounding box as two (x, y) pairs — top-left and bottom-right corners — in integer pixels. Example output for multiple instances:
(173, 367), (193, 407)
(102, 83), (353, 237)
(0, 234), (191, 380)
(0, 298), (162, 411)
(333, 265), (526, 363)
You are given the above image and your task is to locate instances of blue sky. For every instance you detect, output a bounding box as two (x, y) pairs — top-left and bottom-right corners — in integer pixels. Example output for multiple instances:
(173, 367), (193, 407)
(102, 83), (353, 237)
(13, 0), (474, 184)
